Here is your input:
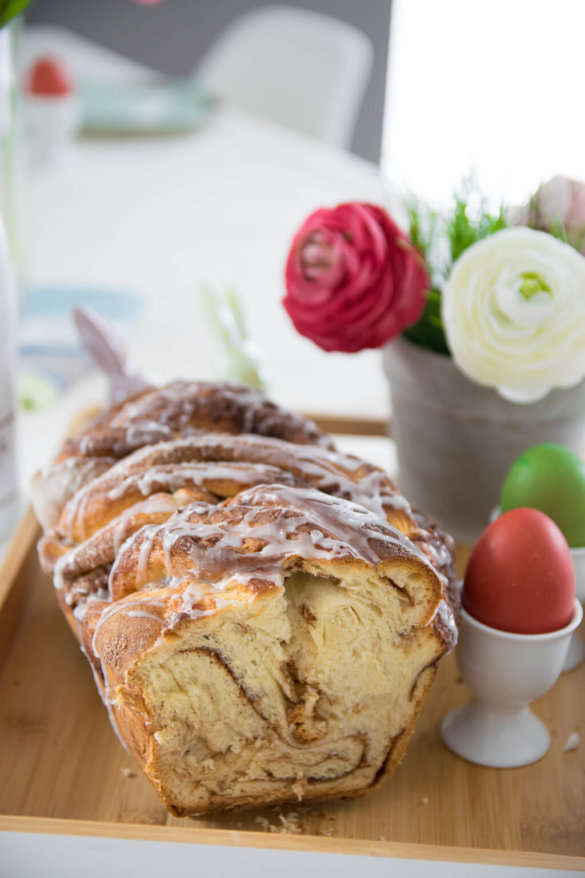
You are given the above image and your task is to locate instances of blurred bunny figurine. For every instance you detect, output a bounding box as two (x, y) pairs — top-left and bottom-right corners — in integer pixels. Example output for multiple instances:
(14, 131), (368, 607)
(73, 306), (155, 405)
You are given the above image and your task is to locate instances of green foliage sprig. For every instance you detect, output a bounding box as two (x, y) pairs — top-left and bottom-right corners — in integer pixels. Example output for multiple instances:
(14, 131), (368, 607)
(0, 0), (31, 28)
(447, 187), (507, 264)
(402, 179), (508, 355)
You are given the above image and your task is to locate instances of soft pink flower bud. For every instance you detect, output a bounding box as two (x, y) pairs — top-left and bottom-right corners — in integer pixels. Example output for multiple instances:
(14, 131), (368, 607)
(522, 175), (585, 254)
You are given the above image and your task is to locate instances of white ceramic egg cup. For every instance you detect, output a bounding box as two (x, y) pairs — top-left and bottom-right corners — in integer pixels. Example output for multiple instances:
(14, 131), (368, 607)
(489, 508), (585, 673)
(563, 546), (585, 671)
(441, 600), (582, 768)
(23, 92), (80, 167)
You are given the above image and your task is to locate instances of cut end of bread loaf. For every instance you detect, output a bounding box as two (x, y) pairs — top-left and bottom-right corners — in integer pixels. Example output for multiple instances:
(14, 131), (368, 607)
(97, 561), (442, 816)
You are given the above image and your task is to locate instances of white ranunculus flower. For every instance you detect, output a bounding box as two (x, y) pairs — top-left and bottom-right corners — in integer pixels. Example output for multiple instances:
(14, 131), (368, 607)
(442, 227), (585, 403)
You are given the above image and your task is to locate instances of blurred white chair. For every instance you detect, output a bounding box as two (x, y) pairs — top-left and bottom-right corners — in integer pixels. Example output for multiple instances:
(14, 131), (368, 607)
(196, 5), (373, 149)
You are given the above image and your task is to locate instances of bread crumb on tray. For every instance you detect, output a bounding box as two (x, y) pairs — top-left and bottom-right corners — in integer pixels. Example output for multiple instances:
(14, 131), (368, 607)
(563, 732), (580, 752)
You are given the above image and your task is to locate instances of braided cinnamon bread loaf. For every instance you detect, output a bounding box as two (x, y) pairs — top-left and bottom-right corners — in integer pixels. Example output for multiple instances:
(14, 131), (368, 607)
(33, 382), (458, 816)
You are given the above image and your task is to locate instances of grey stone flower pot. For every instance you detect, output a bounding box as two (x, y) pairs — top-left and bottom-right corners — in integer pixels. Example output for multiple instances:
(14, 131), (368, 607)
(383, 337), (585, 543)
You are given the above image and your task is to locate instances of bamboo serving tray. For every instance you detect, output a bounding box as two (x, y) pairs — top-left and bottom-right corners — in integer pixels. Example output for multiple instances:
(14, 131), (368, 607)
(0, 425), (584, 870)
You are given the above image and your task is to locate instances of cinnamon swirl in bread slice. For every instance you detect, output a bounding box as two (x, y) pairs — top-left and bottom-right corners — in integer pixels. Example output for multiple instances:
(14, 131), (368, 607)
(80, 486), (453, 815)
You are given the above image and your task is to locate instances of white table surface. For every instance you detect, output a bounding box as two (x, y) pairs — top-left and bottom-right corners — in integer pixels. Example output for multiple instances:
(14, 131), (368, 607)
(2, 26), (576, 878)
(22, 101), (388, 404)
(19, 24), (390, 415)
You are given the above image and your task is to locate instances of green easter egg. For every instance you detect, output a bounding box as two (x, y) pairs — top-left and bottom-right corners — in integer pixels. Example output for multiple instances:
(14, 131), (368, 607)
(500, 443), (585, 547)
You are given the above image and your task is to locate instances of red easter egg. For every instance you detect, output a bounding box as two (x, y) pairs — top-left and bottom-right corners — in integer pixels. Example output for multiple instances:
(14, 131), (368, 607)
(463, 507), (575, 634)
(26, 56), (74, 96)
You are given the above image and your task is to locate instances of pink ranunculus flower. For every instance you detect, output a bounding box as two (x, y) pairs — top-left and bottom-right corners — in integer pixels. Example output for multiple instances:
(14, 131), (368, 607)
(517, 175), (585, 255)
(283, 203), (429, 353)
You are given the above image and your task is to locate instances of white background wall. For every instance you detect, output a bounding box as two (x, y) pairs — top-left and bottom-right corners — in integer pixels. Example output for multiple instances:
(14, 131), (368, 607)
(383, 0), (585, 208)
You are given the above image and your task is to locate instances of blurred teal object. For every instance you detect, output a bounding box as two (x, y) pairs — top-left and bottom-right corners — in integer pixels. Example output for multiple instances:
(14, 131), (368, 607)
(23, 285), (143, 324)
(80, 78), (215, 135)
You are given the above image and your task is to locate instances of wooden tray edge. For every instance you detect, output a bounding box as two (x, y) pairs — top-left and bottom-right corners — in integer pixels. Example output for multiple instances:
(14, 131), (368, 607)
(304, 414), (390, 438)
(0, 506), (39, 667)
(0, 815), (582, 870)
(0, 505), (39, 606)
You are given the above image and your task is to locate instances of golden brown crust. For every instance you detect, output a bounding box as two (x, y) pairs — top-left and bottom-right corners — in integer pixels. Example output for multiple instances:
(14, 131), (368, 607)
(31, 382), (334, 531)
(38, 433), (426, 610)
(52, 431), (414, 544)
(106, 487), (438, 605)
(58, 380), (334, 462)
